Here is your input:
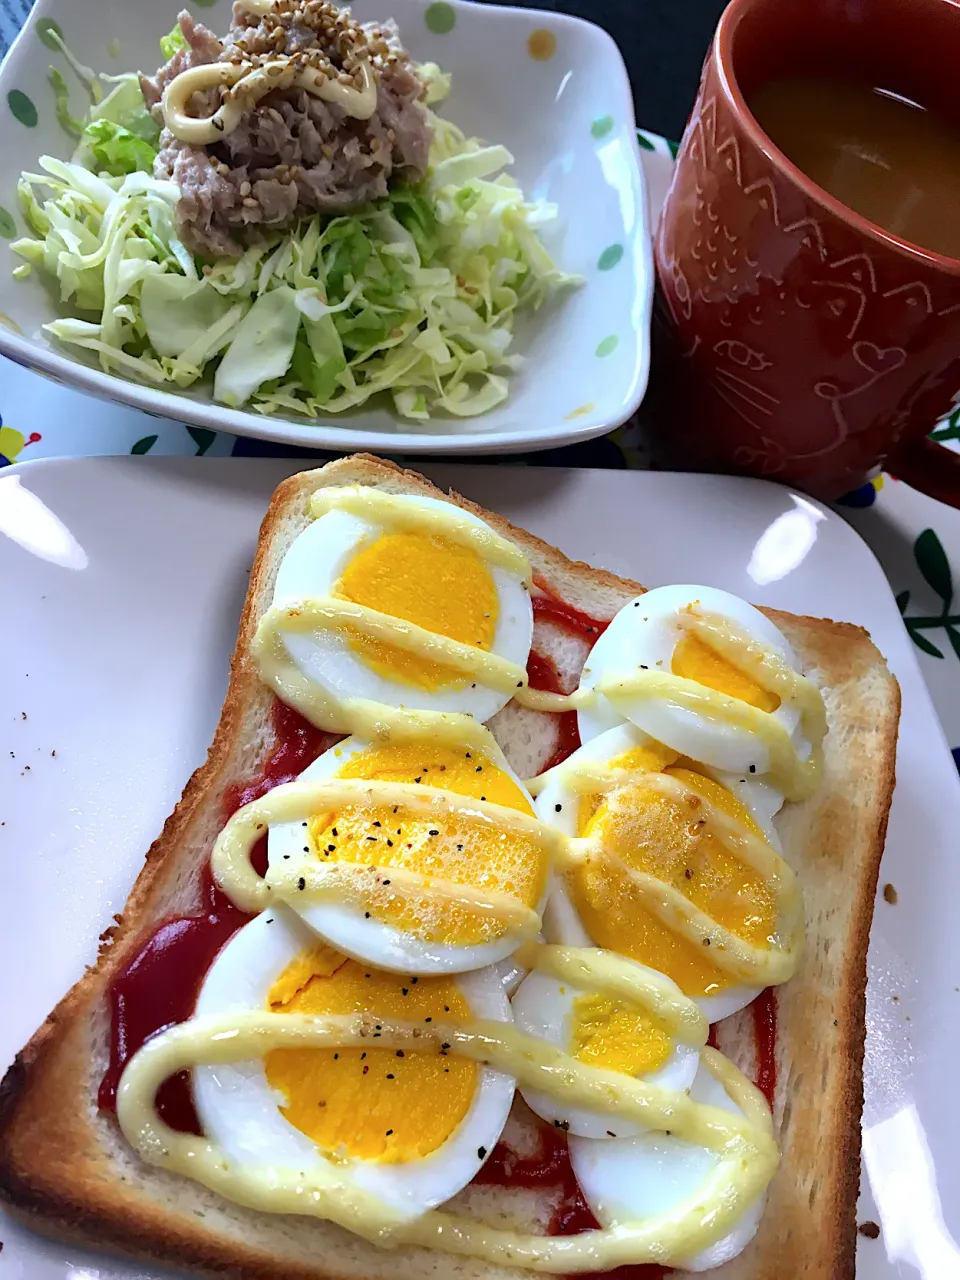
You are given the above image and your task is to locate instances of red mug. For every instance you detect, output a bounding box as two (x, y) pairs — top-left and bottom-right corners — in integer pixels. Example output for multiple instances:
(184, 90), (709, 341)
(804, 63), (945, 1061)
(651, 0), (960, 506)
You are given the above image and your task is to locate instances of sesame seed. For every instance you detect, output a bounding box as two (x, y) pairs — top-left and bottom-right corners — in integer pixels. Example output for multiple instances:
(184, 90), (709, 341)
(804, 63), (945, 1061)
(477, 1146), (487, 1159)
(396, 1050), (405, 1057)
(362, 1065), (369, 1074)
(386, 1073), (395, 1079)
(365, 912), (371, 918)
(297, 877), (306, 890)
(386, 1128), (393, 1135)
(555, 803), (562, 812)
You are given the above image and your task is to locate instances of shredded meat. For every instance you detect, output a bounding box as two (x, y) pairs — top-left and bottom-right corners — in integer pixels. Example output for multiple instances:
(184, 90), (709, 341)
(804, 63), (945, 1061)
(145, 3), (432, 259)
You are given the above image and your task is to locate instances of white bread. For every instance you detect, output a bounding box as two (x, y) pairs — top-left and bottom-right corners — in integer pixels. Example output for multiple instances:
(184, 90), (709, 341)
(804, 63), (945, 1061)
(0, 454), (900, 1279)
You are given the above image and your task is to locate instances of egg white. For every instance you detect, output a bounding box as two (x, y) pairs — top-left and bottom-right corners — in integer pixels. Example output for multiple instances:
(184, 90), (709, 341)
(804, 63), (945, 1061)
(510, 968), (700, 1139)
(269, 733), (546, 975)
(577, 584), (808, 784)
(272, 497), (533, 726)
(192, 906), (516, 1223)
(568, 1061), (766, 1271)
(535, 723), (770, 1022)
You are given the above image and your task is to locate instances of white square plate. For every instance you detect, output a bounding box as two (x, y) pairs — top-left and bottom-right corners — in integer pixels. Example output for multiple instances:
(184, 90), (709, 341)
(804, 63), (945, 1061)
(1, 459), (958, 1279)
(0, 0), (650, 453)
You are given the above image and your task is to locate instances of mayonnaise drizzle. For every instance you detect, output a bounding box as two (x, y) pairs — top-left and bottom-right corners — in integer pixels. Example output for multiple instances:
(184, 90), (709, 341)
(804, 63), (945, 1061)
(258, 597), (530, 693)
(310, 486), (533, 583)
(161, 56), (377, 146)
(211, 765), (801, 988)
(252, 488), (826, 805)
(116, 942), (776, 1271)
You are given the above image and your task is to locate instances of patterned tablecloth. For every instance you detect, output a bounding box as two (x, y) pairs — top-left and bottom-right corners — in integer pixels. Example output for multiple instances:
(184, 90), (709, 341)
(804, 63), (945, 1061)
(1, 6), (959, 775)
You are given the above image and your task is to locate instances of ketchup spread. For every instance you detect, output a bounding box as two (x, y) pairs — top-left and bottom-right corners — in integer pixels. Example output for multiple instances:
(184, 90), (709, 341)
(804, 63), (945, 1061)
(527, 586), (610, 774)
(750, 987), (778, 1108)
(531, 590), (609, 644)
(475, 1120), (666, 1279)
(98, 702), (338, 1131)
(526, 649), (582, 773)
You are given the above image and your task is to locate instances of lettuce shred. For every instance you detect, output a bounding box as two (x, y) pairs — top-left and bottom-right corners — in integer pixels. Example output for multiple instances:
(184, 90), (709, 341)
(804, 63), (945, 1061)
(160, 23), (188, 61)
(13, 59), (579, 421)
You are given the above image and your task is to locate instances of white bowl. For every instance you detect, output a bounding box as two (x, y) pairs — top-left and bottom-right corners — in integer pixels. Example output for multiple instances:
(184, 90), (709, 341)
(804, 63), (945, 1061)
(0, 0), (650, 454)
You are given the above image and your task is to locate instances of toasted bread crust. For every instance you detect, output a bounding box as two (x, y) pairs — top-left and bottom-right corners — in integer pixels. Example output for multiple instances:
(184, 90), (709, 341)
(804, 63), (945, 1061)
(0, 455), (900, 1279)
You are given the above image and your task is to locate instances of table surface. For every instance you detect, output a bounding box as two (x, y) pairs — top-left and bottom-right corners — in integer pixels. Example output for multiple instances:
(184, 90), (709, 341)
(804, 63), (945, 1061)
(1, 0), (959, 779)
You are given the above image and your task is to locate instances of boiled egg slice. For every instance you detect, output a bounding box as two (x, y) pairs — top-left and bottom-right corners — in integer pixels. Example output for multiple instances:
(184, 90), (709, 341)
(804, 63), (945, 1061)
(536, 723), (782, 1022)
(577, 584), (807, 784)
(510, 965), (700, 1139)
(193, 905), (515, 1223)
(269, 732), (549, 975)
(568, 1060), (766, 1271)
(272, 495), (533, 725)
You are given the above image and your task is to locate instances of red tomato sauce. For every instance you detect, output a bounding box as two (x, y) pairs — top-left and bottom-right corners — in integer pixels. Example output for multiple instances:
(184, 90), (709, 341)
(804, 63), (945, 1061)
(98, 701), (338, 1131)
(527, 587), (611, 773)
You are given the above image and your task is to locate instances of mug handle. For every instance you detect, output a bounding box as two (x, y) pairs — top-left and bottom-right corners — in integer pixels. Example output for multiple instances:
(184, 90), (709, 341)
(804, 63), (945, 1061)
(890, 437), (960, 509)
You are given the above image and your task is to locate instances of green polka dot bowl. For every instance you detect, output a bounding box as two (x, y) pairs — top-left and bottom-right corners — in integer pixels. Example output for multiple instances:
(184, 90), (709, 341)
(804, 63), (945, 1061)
(0, 0), (651, 454)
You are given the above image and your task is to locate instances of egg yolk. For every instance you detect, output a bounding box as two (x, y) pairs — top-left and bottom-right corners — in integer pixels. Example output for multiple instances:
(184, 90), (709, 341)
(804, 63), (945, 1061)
(308, 742), (547, 947)
(336, 531), (499, 691)
(572, 756), (776, 997)
(265, 944), (477, 1162)
(672, 633), (780, 713)
(570, 991), (673, 1077)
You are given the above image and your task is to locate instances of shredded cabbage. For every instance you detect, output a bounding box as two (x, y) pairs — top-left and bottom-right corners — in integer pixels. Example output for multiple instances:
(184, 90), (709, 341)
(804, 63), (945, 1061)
(160, 22), (188, 61)
(13, 46), (579, 421)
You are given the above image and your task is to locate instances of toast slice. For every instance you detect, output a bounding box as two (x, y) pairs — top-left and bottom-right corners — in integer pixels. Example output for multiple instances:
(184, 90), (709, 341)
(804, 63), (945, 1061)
(0, 453), (900, 1279)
